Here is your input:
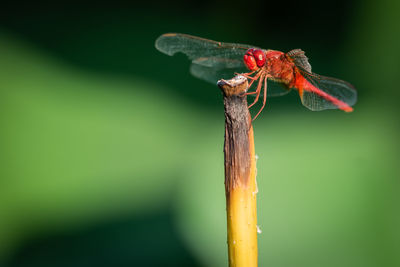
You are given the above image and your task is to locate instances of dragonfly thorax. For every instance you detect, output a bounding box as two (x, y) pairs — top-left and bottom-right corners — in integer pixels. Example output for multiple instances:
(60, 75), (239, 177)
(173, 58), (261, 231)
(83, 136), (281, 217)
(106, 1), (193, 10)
(265, 50), (295, 83)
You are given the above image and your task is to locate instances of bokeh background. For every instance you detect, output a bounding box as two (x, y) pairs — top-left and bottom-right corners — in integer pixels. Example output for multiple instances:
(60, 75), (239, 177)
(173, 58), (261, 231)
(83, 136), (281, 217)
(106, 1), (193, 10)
(0, 0), (399, 266)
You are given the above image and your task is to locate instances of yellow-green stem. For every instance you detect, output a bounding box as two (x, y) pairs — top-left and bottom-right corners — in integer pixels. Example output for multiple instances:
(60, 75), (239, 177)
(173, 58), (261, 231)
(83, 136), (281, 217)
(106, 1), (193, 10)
(218, 76), (258, 267)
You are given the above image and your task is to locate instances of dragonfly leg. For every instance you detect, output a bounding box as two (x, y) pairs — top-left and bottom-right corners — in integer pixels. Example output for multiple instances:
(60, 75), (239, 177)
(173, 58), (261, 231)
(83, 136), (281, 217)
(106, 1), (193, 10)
(244, 71), (262, 94)
(245, 91), (258, 95)
(238, 79), (256, 98)
(247, 73), (265, 109)
(235, 71), (256, 80)
(252, 76), (268, 121)
(245, 77), (258, 92)
(238, 71), (261, 97)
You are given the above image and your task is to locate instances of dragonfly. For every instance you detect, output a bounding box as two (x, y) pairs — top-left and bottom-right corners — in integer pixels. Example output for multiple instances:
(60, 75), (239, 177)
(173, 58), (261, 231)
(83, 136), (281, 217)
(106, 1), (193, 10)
(155, 33), (357, 120)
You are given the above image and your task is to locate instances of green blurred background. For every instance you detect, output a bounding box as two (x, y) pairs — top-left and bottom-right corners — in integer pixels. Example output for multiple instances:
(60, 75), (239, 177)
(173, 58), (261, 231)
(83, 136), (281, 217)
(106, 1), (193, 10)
(0, 0), (399, 266)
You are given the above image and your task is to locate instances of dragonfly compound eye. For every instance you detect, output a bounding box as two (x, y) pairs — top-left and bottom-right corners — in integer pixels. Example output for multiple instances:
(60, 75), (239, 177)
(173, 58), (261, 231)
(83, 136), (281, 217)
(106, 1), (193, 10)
(244, 48), (266, 71)
(244, 49), (258, 71)
(252, 49), (266, 68)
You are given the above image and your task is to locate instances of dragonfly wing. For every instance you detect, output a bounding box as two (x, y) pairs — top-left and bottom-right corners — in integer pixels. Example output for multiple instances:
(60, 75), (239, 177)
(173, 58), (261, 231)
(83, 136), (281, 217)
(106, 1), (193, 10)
(155, 33), (256, 84)
(247, 80), (291, 98)
(286, 49), (356, 111)
(190, 58), (248, 84)
(298, 70), (357, 111)
(301, 88), (338, 111)
(287, 49), (312, 73)
(266, 80), (292, 97)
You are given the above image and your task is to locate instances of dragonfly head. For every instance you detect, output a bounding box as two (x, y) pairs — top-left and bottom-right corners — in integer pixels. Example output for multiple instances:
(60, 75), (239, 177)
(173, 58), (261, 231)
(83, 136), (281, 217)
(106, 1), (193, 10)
(244, 48), (266, 71)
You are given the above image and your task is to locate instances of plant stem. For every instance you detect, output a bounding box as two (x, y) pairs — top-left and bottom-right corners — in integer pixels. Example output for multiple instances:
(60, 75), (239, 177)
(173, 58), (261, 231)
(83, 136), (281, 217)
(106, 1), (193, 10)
(218, 76), (258, 267)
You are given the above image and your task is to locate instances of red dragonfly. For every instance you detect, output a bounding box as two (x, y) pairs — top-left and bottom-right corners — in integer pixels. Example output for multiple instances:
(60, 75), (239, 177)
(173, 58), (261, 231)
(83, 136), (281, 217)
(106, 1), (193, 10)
(155, 33), (357, 120)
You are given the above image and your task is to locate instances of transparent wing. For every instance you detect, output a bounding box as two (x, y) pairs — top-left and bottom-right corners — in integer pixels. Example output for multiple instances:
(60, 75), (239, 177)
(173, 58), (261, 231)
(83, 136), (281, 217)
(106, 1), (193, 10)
(286, 49), (356, 111)
(189, 62), (248, 84)
(286, 49), (312, 72)
(266, 79), (292, 97)
(247, 80), (291, 98)
(155, 33), (257, 84)
(298, 69), (357, 111)
(155, 33), (255, 62)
